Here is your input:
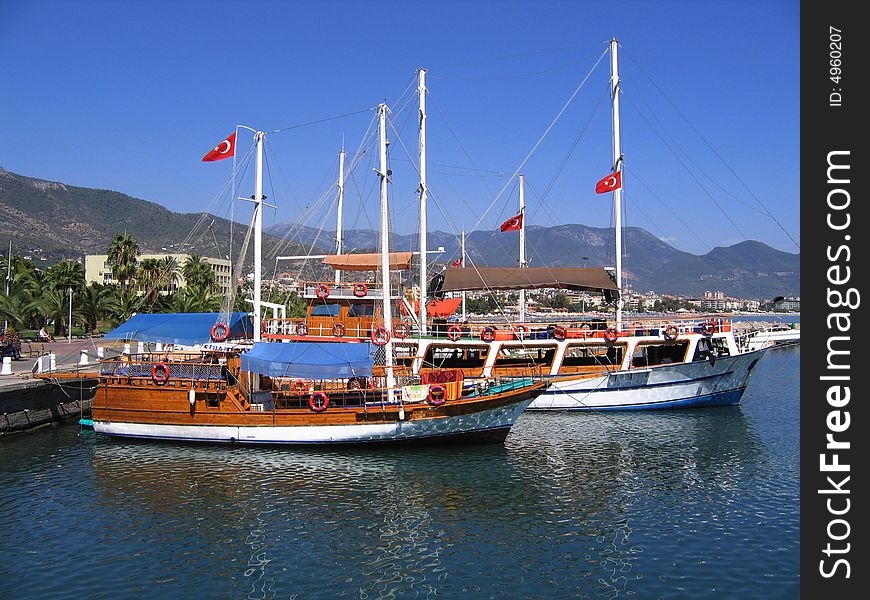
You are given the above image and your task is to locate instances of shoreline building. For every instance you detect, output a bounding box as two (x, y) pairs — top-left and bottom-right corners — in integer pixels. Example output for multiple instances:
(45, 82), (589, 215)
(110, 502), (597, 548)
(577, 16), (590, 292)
(84, 253), (232, 296)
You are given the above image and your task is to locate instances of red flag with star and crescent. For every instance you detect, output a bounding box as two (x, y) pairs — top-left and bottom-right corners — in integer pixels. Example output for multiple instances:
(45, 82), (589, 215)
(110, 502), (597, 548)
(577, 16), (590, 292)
(451, 258), (463, 267)
(595, 171), (622, 194)
(499, 213), (523, 232)
(202, 132), (237, 162)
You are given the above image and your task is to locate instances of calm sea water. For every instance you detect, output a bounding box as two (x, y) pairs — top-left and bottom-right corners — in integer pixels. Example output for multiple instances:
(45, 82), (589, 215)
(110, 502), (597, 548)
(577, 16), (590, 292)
(1, 345), (799, 599)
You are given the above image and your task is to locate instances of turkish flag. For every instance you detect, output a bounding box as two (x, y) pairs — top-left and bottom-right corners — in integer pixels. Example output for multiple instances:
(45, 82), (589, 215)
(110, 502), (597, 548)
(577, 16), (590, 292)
(499, 213), (523, 232)
(595, 171), (622, 193)
(202, 132), (236, 162)
(451, 258), (462, 267)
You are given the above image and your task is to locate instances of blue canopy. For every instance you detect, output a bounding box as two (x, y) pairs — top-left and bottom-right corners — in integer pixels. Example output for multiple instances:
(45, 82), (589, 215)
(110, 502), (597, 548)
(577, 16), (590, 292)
(241, 341), (373, 379)
(104, 312), (253, 346)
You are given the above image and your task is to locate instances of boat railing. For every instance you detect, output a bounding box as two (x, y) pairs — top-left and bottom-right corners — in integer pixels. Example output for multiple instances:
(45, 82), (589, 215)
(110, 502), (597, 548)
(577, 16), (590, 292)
(98, 355), (227, 385)
(300, 281), (402, 301)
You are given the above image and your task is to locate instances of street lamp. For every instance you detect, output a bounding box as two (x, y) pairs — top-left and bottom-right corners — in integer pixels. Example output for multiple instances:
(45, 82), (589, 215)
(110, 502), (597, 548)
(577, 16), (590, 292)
(68, 287), (73, 344)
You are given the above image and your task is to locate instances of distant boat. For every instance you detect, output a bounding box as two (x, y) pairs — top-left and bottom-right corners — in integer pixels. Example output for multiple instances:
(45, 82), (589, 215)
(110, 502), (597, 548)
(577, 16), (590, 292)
(739, 322), (800, 352)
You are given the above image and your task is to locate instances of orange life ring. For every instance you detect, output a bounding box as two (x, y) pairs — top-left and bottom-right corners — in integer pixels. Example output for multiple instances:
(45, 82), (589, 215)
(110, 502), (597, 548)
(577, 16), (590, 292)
(210, 322), (229, 342)
(604, 327), (619, 343)
(333, 322), (346, 338)
(353, 283), (368, 298)
(294, 380), (308, 393)
(296, 322), (308, 336)
(480, 326), (496, 343)
(260, 320), (269, 334)
(513, 324), (528, 339)
(151, 363), (170, 385)
(309, 392), (329, 413)
(633, 321), (643, 332)
(447, 325), (463, 341)
(394, 322), (410, 339)
(371, 326), (391, 346)
(428, 384), (447, 406)
(663, 324), (679, 341)
(700, 321), (716, 336)
(553, 325), (567, 341)
(316, 284), (330, 299)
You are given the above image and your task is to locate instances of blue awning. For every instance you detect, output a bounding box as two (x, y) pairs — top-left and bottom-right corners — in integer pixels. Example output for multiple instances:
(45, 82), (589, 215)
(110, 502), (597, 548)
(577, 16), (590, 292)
(104, 312), (253, 346)
(241, 341), (373, 379)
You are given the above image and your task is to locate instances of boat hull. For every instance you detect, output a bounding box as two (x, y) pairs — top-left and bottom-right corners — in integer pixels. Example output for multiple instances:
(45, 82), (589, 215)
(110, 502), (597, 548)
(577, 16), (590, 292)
(91, 384), (541, 446)
(526, 349), (766, 411)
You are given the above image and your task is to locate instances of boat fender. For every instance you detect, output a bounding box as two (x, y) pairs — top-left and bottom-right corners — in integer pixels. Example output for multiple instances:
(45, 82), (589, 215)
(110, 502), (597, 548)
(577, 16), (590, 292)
(151, 363), (170, 385)
(210, 322), (229, 342)
(309, 392), (329, 413)
(603, 327), (619, 343)
(447, 325), (463, 341)
(353, 283), (368, 298)
(316, 283), (330, 299)
(663, 324), (679, 341)
(480, 326), (496, 343)
(700, 321), (716, 336)
(552, 326), (567, 341)
(333, 322), (346, 338)
(371, 326), (391, 346)
(394, 322), (410, 339)
(428, 384), (447, 406)
(188, 388), (196, 405)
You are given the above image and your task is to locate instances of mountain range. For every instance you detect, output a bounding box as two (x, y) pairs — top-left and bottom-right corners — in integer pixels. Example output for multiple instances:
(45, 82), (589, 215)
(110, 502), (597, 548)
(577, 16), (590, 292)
(0, 167), (798, 299)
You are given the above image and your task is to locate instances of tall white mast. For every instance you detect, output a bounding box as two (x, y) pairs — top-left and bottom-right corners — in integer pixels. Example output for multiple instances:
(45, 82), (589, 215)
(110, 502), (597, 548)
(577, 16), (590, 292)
(518, 174), (527, 323)
(417, 67), (428, 335)
(334, 148), (346, 285)
(610, 38), (624, 330)
(461, 230), (467, 321)
(377, 103), (396, 401)
(253, 130), (264, 342)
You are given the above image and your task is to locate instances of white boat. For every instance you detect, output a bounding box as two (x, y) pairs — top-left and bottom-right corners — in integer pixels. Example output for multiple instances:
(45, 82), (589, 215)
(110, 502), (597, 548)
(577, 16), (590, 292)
(739, 322), (800, 352)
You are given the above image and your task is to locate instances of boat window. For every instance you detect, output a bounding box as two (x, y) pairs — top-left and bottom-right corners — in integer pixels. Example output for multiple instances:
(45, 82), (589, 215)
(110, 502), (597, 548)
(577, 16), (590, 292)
(493, 345), (557, 369)
(348, 303), (374, 317)
(693, 336), (731, 361)
(631, 341), (689, 368)
(311, 304), (341, 317)
(393, 342), (418, 367)
(562, 343), (624, 367)
(422, 345), (489, 370)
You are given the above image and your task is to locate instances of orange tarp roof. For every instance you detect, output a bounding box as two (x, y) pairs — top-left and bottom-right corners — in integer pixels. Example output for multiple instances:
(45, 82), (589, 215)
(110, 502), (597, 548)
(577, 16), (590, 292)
(323, 252), (413, 271)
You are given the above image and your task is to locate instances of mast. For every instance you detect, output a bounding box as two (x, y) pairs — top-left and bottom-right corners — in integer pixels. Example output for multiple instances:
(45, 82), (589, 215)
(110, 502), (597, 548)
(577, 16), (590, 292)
(461, 230), (467, 321)
(377, 103), (396, 401)
(417, 67), (428, 335)
(609, 38), (624, 330)
(253, 130), (264, 342)
(518, 174), (527, 323)
(334, 148), (346, 285)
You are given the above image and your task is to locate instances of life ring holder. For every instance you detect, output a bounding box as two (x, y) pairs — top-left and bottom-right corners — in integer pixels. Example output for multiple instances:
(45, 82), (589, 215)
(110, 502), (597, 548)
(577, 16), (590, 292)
(603, 327), (619, 343)
(428, 384), (447, 406)
(151, 363), (170, 385)
(332, 322), (346, 338)
(315, 284), (330, 299)
(353, 283), (368, 298)
(371, 326), (391, 346)
(447, 325), (463, 341)
(210, 322), (229, 342)
(663, 324), (679, 341)
(480, 326), (496, 343)
(296, 321), (308, 336)
(309, 392), (329, 413)
(513, 324), (528, 339)
(700, 321), (716, 336)
(552, 326), (567, 341)
(394, 322), (410, 339)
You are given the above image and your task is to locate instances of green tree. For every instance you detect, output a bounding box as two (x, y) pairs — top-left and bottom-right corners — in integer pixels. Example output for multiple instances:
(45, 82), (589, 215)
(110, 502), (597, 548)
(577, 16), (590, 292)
(78, 283), (113, 333)
(137, 258), (163, 306)
(182, 254), (216, 291)
(107, 233), (140, 289)
(173, 285), (221, 313)
(29, 289), (77, 337)
(106, 287), (140, 325)
(44, 259), (85, 295)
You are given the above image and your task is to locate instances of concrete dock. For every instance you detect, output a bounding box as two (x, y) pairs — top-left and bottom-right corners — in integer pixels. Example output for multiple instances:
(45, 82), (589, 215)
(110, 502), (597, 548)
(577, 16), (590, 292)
(0, 338), (123, 434)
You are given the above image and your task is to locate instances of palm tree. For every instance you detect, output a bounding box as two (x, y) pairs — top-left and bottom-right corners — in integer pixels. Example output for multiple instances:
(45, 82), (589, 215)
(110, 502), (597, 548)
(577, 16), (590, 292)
(182, 254), (216, 291)
(29, 289), (76, 337)
(107, 233), (139, 289)
(173, 285), (221, 313)
(44, 259), (85, 295)
(77, 283), (113, 333)
(106, 287), (140, 326)
(157, 256), (180, 292)
(137, 258), (163, 306)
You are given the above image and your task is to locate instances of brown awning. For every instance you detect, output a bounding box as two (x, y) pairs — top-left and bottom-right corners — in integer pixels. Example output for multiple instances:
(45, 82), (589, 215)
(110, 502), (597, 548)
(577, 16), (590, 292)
(440, 267), (618, 294)
(323, 252), (413, 272)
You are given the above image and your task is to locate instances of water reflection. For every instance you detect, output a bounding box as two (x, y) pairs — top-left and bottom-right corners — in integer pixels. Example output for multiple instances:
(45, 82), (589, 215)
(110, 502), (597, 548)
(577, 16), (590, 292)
(84, 404), (765, 599)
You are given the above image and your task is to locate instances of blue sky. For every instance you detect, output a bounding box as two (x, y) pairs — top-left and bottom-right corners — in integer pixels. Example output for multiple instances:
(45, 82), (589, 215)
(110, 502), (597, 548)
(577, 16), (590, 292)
(1, 0), (799, 257)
